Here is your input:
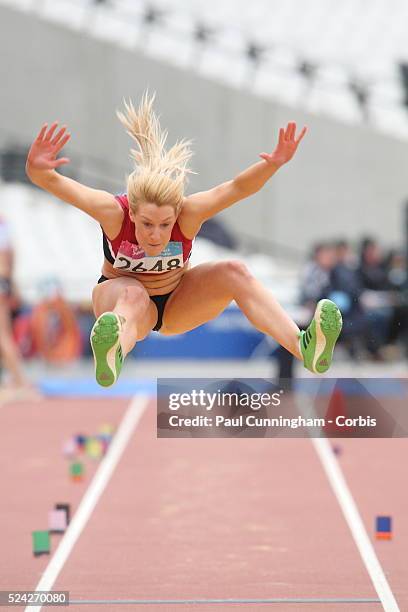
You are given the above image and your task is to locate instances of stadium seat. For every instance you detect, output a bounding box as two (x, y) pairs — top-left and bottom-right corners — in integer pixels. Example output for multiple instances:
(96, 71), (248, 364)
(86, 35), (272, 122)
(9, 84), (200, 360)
(5, 0), (408, 137)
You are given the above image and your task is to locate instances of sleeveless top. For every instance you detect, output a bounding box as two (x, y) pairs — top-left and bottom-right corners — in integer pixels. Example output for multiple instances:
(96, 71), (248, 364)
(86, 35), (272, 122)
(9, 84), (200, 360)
(102, 194), (193, 275)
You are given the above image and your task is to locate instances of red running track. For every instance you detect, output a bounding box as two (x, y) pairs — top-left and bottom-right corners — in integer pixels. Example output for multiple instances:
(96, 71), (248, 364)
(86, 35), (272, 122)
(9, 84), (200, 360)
(0, 395), (406, 611)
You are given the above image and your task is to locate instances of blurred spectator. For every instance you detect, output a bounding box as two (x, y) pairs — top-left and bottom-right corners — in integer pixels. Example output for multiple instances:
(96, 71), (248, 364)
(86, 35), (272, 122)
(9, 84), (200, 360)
(384, 249), (408, 353)
(357, 237), (395, 357)
(299, 237), (407, 361)
(358, 237), (389, 290)
(0, 216), (31, 389)
(386, 249), (407, 292)
(331, 240), (361, 301)
(299, 242), (336, 307)
(329, 239), (368, 358)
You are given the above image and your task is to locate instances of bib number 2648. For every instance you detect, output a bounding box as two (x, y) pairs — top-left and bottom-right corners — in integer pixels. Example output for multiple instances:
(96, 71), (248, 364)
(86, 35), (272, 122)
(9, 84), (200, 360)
(115, 256), (182, 273)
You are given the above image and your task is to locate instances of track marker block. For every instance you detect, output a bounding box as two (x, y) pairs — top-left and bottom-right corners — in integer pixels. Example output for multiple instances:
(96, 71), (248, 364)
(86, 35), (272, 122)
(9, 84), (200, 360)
(55, 503), (71, 525)
(74, 434), (88, 452)
(32, 530), (50, 556)
(99, 423), (115, 436)
(375, 516), (392, 540)
(85, 436), (104, 460)
(62, 436), (77, 459)
(96, 433), (111, 455)
(70, 461), (84, 481)
(48, 509), (67, 533)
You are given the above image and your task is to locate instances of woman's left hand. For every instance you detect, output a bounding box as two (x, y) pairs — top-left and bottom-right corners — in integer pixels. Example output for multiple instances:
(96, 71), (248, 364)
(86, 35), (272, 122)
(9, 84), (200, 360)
(259, 122), (307, 167)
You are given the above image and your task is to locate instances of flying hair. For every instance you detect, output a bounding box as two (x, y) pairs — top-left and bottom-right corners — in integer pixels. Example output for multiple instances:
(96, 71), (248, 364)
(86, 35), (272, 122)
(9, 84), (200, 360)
(116, 91), (194, 214)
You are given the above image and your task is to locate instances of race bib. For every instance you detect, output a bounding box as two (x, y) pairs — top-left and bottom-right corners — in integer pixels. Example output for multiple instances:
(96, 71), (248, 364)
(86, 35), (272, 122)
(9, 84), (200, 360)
(113, 240), (184, 274)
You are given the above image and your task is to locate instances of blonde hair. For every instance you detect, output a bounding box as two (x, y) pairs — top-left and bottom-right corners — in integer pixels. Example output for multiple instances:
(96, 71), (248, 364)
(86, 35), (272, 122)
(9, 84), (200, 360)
(117, 92), (194, 214)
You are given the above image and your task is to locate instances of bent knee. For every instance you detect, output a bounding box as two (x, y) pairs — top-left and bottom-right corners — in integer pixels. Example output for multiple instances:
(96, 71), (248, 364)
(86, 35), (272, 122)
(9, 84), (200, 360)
(92, 280), (150, 317)
(119, 284), (150, 308)
(217, 260), (252, 282)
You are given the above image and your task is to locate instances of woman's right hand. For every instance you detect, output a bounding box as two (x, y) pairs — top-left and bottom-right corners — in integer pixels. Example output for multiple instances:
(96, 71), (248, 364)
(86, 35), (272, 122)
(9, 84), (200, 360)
(26, 123), (71, 178)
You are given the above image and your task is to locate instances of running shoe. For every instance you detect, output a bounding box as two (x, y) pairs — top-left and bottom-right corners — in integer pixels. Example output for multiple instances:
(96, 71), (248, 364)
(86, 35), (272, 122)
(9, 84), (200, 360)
(90, 312), (124, 387)
(299, 299), (342, 374)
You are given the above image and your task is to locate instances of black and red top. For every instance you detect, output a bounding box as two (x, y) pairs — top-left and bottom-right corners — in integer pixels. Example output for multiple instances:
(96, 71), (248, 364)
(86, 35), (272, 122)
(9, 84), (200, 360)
(102, 194), (193, 275)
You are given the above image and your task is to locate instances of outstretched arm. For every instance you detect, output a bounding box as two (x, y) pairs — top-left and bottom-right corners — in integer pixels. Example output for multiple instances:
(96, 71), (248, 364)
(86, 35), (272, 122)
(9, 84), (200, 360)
(26, 123), (120, 224)
(179, 122), (307, 236)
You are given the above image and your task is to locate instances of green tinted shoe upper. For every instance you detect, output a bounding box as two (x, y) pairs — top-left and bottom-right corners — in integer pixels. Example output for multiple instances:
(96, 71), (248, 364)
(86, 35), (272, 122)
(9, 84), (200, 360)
(300, 299), (342, 374)
(90, 312), (124, 387)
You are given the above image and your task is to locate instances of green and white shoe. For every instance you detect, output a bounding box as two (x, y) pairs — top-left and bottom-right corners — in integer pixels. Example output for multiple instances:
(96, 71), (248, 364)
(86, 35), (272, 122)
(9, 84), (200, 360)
(300, 299), (342, 374)
(90, 312), (124, 387)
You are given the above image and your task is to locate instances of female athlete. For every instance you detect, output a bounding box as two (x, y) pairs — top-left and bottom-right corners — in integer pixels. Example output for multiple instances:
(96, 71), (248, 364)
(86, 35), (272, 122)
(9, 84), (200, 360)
(26, 93), (342, 387)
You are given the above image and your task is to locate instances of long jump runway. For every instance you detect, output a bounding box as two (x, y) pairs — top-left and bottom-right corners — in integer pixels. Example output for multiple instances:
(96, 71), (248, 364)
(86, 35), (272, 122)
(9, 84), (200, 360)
(0, 393), (406, 611)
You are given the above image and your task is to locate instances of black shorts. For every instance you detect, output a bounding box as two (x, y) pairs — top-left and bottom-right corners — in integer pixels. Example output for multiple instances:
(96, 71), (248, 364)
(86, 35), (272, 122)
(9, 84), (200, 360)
(97, 275), (172, 332)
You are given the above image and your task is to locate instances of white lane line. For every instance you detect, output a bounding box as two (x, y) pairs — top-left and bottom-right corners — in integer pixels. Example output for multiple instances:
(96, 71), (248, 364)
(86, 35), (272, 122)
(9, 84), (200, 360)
(307, 422), (400, 611)
(68, 598), (380, 605)
(27, 395), (150, 612)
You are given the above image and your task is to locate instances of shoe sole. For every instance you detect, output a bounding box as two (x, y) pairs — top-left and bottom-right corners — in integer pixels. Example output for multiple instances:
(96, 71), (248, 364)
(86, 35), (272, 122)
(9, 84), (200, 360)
(313, 300), (343, 373)
(90, 312), (122, 387)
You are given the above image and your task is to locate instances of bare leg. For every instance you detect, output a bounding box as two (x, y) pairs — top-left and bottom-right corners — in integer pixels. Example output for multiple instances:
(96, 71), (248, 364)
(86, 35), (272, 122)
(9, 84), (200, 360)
(92, 277), (158, 356)
(231, 271), (301, 358)
(162, 261), (302, 359)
